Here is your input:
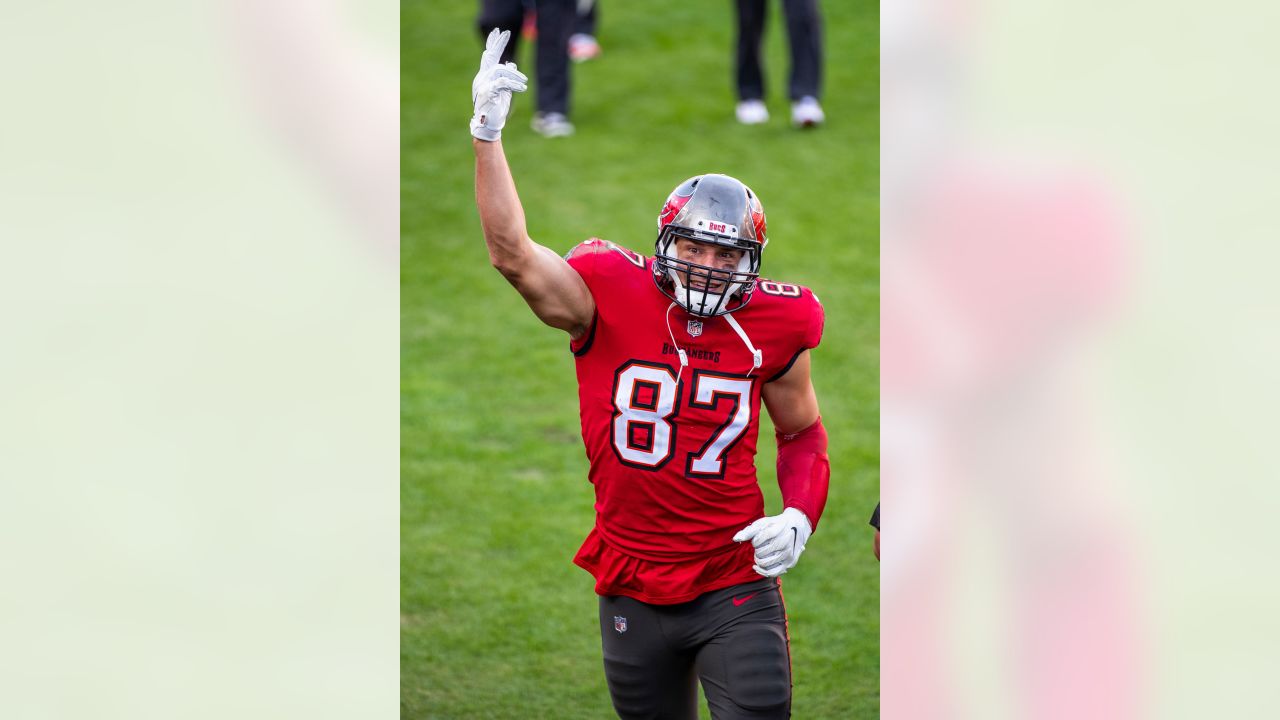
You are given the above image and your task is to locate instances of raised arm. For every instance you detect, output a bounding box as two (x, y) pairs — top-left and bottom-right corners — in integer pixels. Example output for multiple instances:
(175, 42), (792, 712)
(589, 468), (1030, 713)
(470, 30), (595, 340)
(474, 140), (595, 338)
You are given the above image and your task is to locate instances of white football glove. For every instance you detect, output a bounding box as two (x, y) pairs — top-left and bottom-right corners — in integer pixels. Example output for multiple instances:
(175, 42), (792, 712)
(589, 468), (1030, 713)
(733, 507), (814, 578)
(470, 29), (529, 141)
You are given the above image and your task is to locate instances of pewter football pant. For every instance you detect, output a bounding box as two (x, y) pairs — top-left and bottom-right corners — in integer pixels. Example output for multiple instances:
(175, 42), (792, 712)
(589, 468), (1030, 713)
(598, 578), (792, 720)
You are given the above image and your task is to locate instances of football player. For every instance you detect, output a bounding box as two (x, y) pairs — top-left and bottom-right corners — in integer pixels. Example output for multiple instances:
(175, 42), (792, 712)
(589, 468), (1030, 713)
(471, 30), (831, 719)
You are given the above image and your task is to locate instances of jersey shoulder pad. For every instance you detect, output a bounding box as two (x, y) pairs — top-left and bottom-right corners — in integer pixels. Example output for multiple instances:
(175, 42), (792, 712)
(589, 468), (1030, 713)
(753, 277), (817, 305)
(564, 237), (611, 261)
(565, 238), (647, 269)
(753, 277), (824, 348)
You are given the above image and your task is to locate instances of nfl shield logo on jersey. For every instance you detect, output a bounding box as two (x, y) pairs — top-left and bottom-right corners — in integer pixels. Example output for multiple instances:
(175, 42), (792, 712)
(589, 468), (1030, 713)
(687, 320), (703, 337)
(614, 616), (627, 634)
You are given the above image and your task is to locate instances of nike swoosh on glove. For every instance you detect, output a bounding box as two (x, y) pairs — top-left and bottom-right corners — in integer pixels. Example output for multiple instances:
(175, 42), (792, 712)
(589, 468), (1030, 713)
(470, 29), (529, 141)
(733, 507), (814, 578)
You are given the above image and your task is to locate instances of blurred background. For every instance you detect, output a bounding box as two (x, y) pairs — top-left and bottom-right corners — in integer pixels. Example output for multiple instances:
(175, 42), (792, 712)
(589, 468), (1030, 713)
(883, 0), (1280, 718)
(402, 1), (879, 717)
(1, 1), (398, 718)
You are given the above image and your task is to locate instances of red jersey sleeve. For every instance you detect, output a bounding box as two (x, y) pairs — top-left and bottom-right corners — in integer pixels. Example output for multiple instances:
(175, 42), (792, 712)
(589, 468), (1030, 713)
(802, 288), (825, 350)
(564, 238), (606, 283)
(565, 239), (650, 355)
(563, 240), (606, 356)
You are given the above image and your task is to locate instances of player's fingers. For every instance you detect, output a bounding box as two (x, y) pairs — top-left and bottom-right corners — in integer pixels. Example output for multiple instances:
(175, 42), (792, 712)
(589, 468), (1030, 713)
(492, 78), (527, 94)
(486, 28), (509, 54)
(500, 62), (527, 82)
(763, 539), (799, 563)
(754, 549), (789, 568)
(492, 67), (529, 88)
(497, 77), (527, 93)
(493, 65), (526, 81)
(755, 528), (794, 555)
(746, 521), (783, 545)
(753, 563), (787, 578)
(733, 518), (768, 543)
(753, 537), (784, 557)
(481, 29), (508, 69)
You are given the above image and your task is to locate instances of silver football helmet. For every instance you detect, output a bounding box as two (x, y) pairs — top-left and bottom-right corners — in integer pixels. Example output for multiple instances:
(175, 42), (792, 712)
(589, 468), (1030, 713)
(652, 174), (768, 316)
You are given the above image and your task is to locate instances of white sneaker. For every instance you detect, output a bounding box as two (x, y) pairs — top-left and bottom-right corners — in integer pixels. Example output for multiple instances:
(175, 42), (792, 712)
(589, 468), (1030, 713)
(791, 96), (825, 128)
(531, 112), (575, 138)
(735, 100), (769, 125)
(569, 33), (601, 63)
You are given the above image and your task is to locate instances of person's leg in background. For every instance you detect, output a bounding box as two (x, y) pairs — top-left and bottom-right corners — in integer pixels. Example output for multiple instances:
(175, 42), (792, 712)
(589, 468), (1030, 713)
(476, 0), (526, 63)
(782, 0), (825, 127)
(570, 0), (601, 62)
(734, 0), (770, 124)
(531, 0), (576, 136)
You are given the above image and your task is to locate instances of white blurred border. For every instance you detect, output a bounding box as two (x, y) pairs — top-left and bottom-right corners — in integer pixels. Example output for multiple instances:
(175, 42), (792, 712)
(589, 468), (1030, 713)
(0, 2), (398, 717)
(882, 0), (1280, 718)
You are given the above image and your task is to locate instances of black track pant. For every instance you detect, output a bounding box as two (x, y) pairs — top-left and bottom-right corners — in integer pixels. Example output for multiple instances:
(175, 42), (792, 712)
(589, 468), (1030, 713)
(734, 0), (824, 102)
(599, 578), (792, 720)
(574, 0), (598, 37)
(476, 0), (573, 115)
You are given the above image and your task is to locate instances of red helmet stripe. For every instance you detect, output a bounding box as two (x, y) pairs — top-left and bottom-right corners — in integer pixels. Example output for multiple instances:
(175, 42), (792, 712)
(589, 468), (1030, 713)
(658, 193), (692, 230)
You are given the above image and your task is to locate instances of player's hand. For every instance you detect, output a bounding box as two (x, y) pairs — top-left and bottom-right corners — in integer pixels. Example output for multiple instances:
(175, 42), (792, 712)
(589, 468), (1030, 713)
(733, 507), (813, 578)
(470, 29), (528, 142)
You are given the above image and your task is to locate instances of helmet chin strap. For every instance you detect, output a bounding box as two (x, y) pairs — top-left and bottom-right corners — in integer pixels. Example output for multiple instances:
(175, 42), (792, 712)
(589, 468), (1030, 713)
(664, 300), (764, 379)
(722, 313), (764, 375)
(664, 301), (690, 384)
(659, 242), (762, 373)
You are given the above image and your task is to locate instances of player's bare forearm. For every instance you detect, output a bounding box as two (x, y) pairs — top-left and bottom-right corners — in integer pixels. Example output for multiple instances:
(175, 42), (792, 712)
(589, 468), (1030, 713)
(474, 139), (595, 338)
(762, 350), (820, 433)
(474, 138), (531, 270)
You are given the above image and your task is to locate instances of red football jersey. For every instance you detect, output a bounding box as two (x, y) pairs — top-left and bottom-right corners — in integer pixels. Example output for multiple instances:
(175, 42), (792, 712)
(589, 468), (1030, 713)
(564, 239), (824, 604)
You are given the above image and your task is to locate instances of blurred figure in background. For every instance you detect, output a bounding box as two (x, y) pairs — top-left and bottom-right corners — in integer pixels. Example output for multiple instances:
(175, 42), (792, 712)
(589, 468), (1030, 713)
(227, 0), (398, 256)
(880, 0), (1143, 717)
(569, 0), (601, 63)
(733, 0), (825, 128)
(871, 503), (879, 561)
(477, 0), (577, 137)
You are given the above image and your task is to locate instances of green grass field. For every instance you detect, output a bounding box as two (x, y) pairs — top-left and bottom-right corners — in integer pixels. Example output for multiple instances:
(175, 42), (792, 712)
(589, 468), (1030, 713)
(402, 1), (878, 716)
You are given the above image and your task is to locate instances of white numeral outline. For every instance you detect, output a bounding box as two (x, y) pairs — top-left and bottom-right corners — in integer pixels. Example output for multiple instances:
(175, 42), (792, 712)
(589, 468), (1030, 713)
(610, 363), (755, 476)
(757, 280), (801, 297)
(609, 243), (646, 268)
(686, 371), (754, 479)
(610, 362), (680, 469)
